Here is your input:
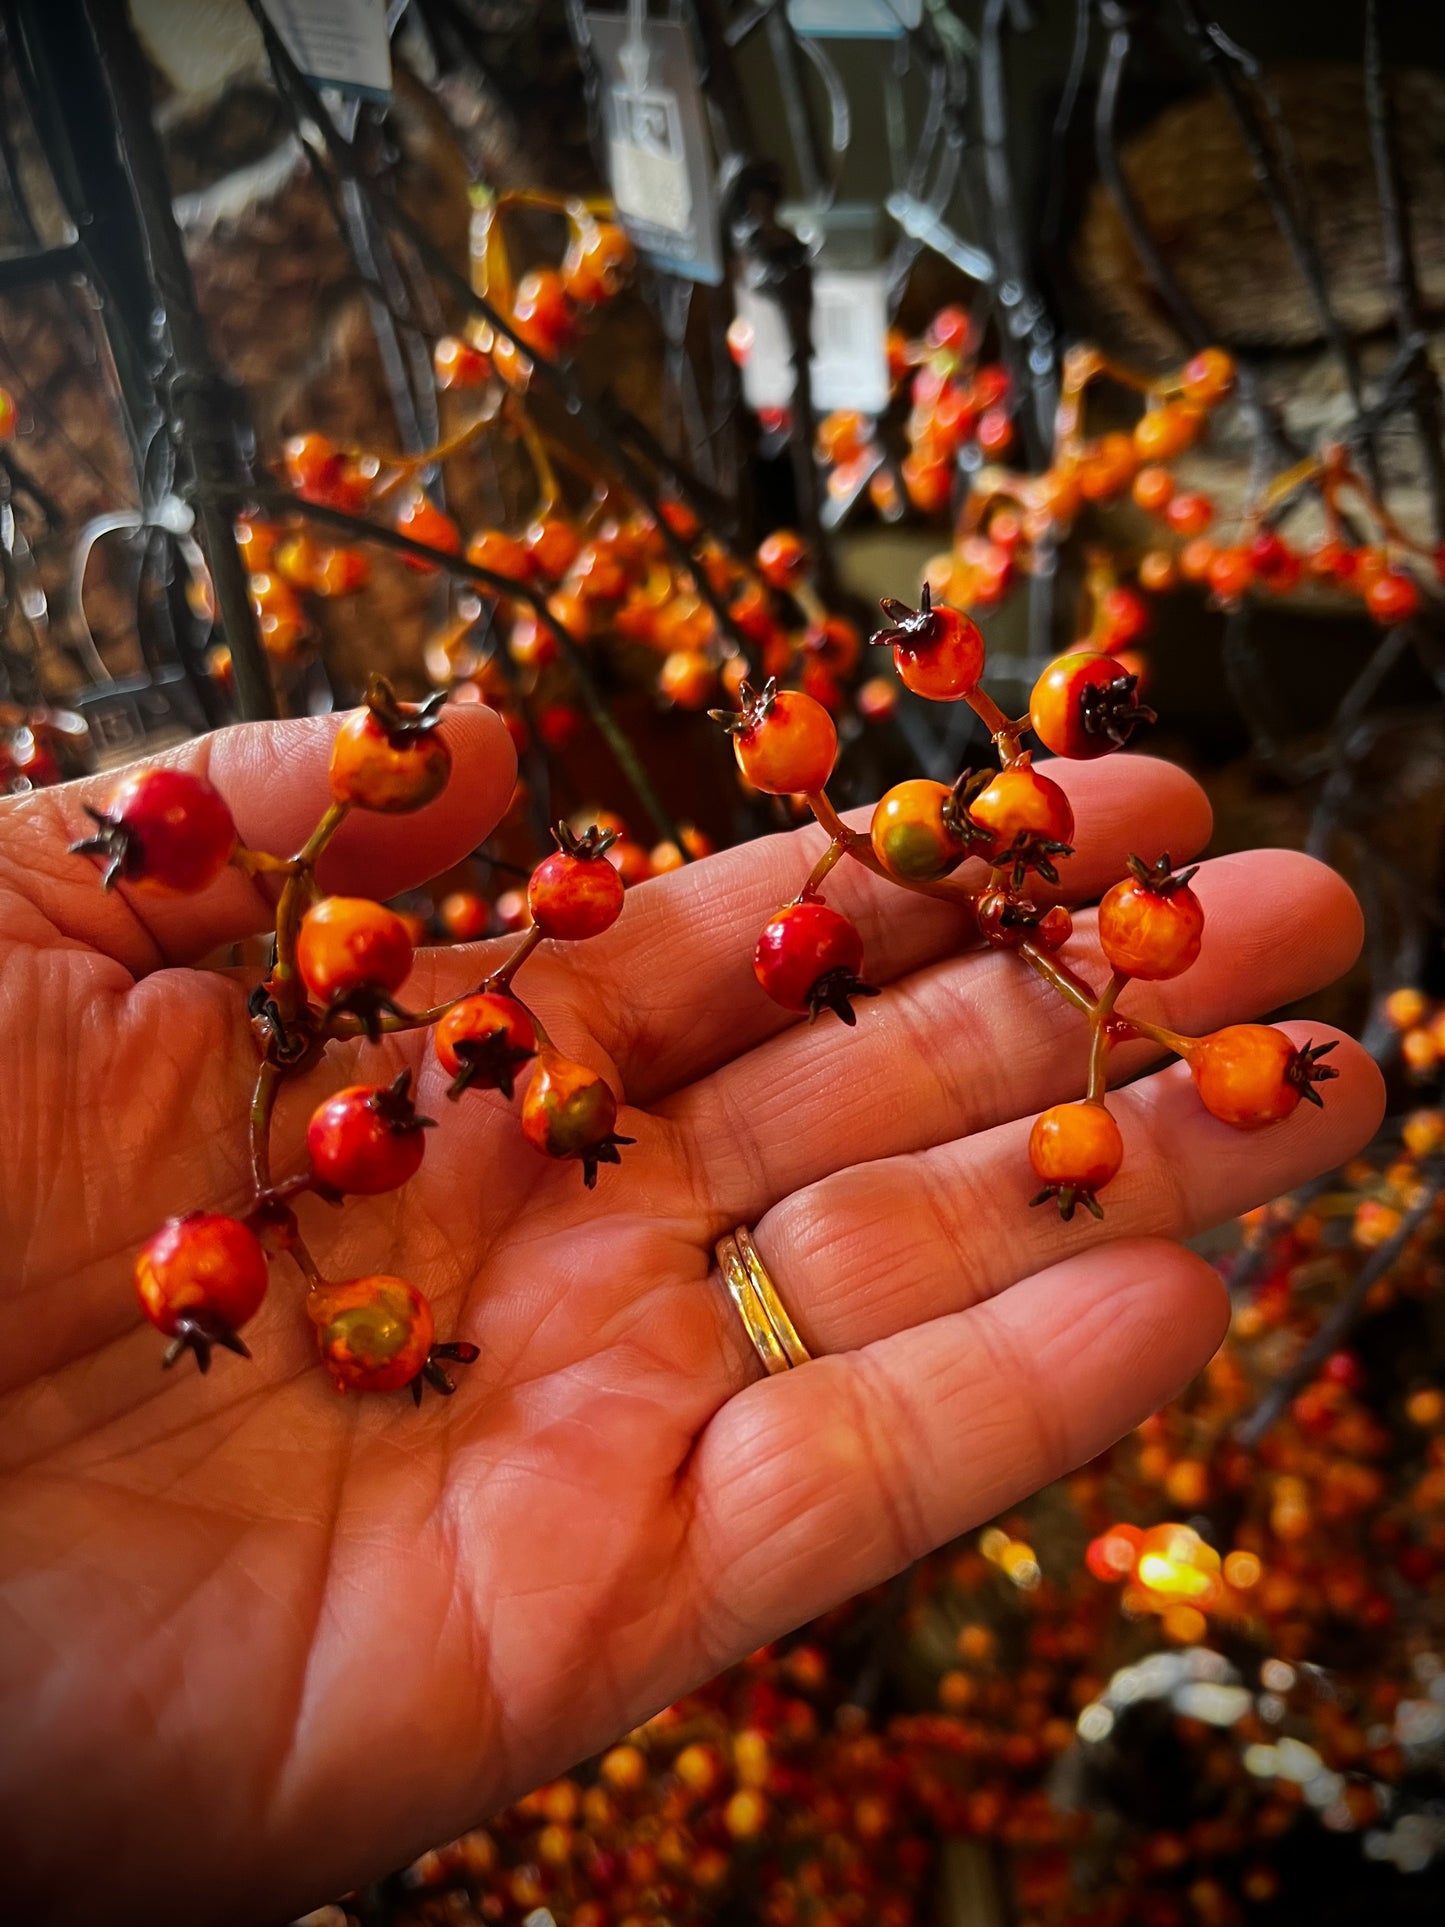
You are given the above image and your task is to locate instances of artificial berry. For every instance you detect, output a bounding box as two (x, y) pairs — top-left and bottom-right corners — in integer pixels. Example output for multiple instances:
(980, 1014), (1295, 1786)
(284, 432), (371, 512)
(871, 587), (985, 702)
(1190, 1025), (1338, 1129)
(856, 675), (899, 723)
(1133, 466), (1175, 514)
(438, 890), (489, 943)
(528, 823), (626, 941)
(466, 527), (535, 586)
(1099, 586), (1150, 646)
(561, 219), (636, 305)
(330, 678), (452, 814)
(521, 1051), (634, 1186)
(1098, 854), (1204, 980)
(434, 991), (537, 1100)
(313, 546), (370, 596)
(976, 889), (1072, 952)
(659, 650), (716, 709)
(901, 453), (952, 515)
(965, 760), (1075, 885)
(1138, 549), (1178, 594)
(1165, 491), (1214, 539)
(756, 529), (811, 592)
(1179, 347), (1236, 408)
(306, 1070), (433, 1196)
(250, 571), (310, 660)
(870, 779), (967, 882)
(433, 335), (492, 389)
(1028, 1101), (1124, 1220)
(976, 407), (1013, 457)
(525, 515), (582, 582)
(753, 899), (877, 1026)
(1179, 536), (1217, 583)
(71, 766), (236, 894)
(1029, 651), (1155, 759)
(297, 895), (414, 1025)
(1132, 404), (1202, 463)
(308, 1274), (439, 1396)
(1207, 547), (1255, 605)
(712, 679), (837, 796)
(512, 268), (578, 360)
(1365, 568), (1421, 626)
(134, 1212), (268, 1370)
(396, 495), (463, 572)
(1077, 433), (1137, 503)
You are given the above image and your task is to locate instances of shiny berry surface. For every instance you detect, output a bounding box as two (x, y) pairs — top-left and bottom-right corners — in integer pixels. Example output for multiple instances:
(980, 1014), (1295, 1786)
(753, 900), (876, 1025)
(395, 496), (463, 571)
(432, 335), (491, 389)
(529, 830), (626, 941)
(434, 992), (537, 1100)
(306, 1074), (431, 1195)
(872, 591), (985, 702)
(1191, 1025), (1337, 1130)
(755, 529), (810, 592)
(135, 1212), (269, 1339)
(719, 682), (837, 796)
(521, 1051), (633, 1186)
(1029, 651), (1153, 760)
(967, 762), (1075, 868)
(1098, 857), (1205, 981)
(561, 220), (635, 305)
(329, 683), (452, 814)
(1028, 1102), (1124, 1220)
(297, 896), (413, 1004)
(870, 779), (964, 882)
(309, 1275), (435, 1394)
(73, 766), (236, 895)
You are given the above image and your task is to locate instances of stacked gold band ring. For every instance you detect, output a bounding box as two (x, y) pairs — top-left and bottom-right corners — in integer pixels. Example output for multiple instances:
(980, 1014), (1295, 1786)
(715, 1224), (812, 1375)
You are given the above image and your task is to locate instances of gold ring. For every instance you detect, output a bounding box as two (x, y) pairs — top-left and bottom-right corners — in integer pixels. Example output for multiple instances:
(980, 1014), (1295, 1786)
(733, 1225), (811, 1367)
(714, 1226), (812, 1376)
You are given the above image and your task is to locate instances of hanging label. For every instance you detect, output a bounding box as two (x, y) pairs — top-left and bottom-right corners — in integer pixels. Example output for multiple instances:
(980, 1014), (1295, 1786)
(259, 0), (392, 100)
(732, 269), (889, 417)
(584, 11), (723, 285)
(785, 0), (922, 36)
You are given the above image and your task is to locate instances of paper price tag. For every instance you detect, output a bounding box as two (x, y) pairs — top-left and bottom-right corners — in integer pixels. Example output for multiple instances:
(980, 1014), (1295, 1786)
(786, 0), (922, 37)
(732, 268), (889, 417)
(259, 0), (392, 100)
(585, 11), (723, 285)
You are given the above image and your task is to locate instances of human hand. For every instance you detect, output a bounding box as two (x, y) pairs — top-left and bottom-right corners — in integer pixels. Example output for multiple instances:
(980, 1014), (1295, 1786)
(0, 705), (1382, 1924)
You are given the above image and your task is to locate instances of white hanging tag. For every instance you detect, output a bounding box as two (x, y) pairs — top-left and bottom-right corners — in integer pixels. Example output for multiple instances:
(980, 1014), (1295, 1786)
(259, 0), (392, 100)
(810, 265), (889, 413)
(786, 0), (922, 36)
(584, 7), (723, 284)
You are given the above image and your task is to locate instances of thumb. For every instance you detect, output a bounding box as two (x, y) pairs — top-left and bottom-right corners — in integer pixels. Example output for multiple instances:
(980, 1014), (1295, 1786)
(0, 701), (517, 973)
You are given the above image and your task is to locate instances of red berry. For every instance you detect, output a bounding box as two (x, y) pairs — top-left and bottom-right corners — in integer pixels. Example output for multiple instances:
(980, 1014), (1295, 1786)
(306, 1071), (432, 1195)
(437, 890), (490, 943)
(466, 527), (536, 586)
(396, 495), (463, 571)
(308, 1274), (436, 1395)
(925, 305), (973, 355)
(434, 991), (537, 1099)
(1190, 1025), (1338, 1130)
(871, 588), (985, 701)
(1099, 586), (1150, 647)
(526, 515), (583, 583)
(330, 678), (452, 814)
(528, 823), (626, 940)
(1165, 491), (1214, 539)
(71, 766), (236, 894)
(1098, 854), (1204, 981)
(1207, 546), (1255, 605)
(1179, 348), (1236, 408)
(512, 268), (577, 359)
(433, 335), (492, 389)
(284, 432), (372, 513)
(134, 1212), (268, 1370)
(870, 779), (966, 881)
(714, 679), (837, 795)
(753, 899), (877, 1026)
(756, 529), (811, 592)
(562, 221), (635, 305)
(1365, 568), (1421, 626)
(1077, 433), (1138, 503)
(297, 896), (414, 1006)
(966, 760), (1075, 883)
(1029, 651), (1154, 760)
(0, 385), (16, 439)
(521, 1050), (633, 1186)
(1028, 1101), (1124, 1220)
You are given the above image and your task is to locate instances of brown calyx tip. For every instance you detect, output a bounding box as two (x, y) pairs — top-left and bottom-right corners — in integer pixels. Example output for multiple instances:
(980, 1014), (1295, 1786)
(943, 769), (999, 851)
(1029, 1183), (1106, 1224)
(1288, 1038), (1340, 1107)
(1124, 852), (1199, 895)
(579, 1132), (637, 1189)
(870, 582), (941, 651)
(364, 674), (447, 743)
(324, 984), (410, 1043)
(369, 1068), (436, 1134)
(69, 806), (133, 890)
(807, 968), (881, 1027)
(445, 1031), (536, 1103)
(996, 831), (1075, 891)
(708, 676), (777, 736)
(409, 1339), (483, 1407)
(1080, 671), (1157, 747)
(553, 819), (620, 861)
(161, 1311), (252, 1375)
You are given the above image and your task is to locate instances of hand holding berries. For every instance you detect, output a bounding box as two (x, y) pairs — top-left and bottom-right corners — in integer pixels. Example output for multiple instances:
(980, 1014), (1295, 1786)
(754, 899), (878, 1026)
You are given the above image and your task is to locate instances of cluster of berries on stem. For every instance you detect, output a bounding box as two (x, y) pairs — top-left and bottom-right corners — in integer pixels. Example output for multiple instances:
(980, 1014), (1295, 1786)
(715, 593), (1339, 1220)
(71, 679), (632, 1400)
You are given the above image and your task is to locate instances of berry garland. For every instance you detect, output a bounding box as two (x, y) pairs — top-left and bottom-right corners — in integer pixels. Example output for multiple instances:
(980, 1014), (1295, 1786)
(71, 678), (632, 1399)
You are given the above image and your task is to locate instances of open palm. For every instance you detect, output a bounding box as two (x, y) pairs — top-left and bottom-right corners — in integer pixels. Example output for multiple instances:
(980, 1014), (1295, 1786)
(0, 703), (1382, 1925)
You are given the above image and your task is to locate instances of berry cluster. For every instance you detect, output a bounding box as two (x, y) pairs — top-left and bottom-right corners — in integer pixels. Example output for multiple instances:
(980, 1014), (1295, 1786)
(71, 681), (632, 1398)
(715, 591), (1338, 1220)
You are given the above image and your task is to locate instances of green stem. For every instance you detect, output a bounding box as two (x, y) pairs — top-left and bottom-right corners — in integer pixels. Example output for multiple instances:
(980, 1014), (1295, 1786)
(250, 1060), (281, 1193)
(1016, 941), (1099, 1016)
(1086, 970), (1127, 1102)
(486, 923), (543, 991)
(271, 801), (350, 1015)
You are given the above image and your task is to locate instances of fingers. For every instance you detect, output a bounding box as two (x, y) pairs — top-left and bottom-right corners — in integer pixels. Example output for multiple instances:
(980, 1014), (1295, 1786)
(0, 704), (516, 973)
(686, 1238), (1230, 1657)
(662, 848), (1364, 1224)
(574, 755), (1213, 1105)
(730, 1022), (1382, 1366)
